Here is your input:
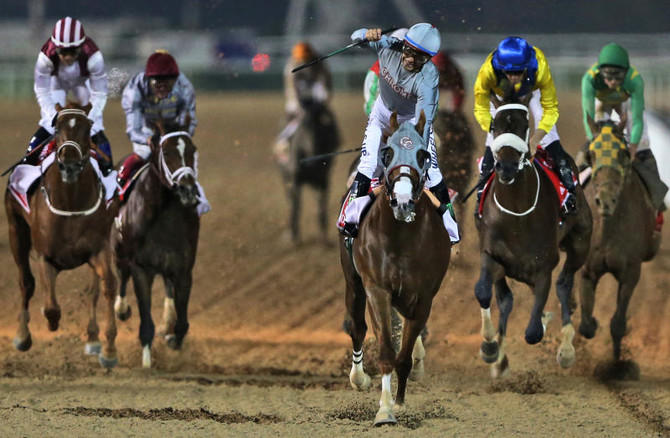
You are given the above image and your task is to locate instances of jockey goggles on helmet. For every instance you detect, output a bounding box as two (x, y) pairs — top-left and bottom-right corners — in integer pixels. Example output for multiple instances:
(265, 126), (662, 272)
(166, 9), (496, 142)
(402, 44), (431, 64)
(600, 66), (626, 81)
(56, 46), (81, 57)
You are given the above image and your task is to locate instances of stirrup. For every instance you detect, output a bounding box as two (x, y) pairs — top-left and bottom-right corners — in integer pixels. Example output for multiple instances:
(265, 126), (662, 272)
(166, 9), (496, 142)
(340, 222), (359, 238)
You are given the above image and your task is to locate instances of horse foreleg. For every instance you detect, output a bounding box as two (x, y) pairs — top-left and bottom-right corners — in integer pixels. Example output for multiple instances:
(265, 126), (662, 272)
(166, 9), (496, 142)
(92, 250), (118, 369)
(526, 271), (552, 345)
(114, 263), (132, 321)
(169, 273), (192, 350)
(579, 269), (601, 339)
(37, 256), (60, 332)
(84, 267), (102, 355)
(556, 262), (579, 368)
(7, 205), (35, 352)
(158, 277), (177, 339)
(409, 334), (425, 382)
(289, 182), (301, 242)
(611, 265), (641, 361)
(131, 265), (155, 368)
(475, 254), (498, 363)
(490, 278), (514, 378)
(396, 315), (429, 407)
(344, 275), (370, 391)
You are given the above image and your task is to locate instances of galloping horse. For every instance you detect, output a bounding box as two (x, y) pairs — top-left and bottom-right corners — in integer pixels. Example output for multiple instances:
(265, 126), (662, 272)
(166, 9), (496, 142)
(277, 104), (340, 244)
(340, 111), (450, 426)
(112, 118), (200, 368)
(474, 93), (592, 377)
(579, 118), (660, 377)
(4, 102), (119, 368)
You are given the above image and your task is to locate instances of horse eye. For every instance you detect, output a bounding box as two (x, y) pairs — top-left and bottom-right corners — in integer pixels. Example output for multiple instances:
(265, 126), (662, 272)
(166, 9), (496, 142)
(382, 148), (394, 167)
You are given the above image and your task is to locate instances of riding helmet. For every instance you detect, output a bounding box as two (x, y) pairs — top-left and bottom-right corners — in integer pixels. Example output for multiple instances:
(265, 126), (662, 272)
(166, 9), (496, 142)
(51, 17), (86, 48)
(145, 50), (180, 78)
(404, 23), (441, 56)
(492, 37), (533, 72)
(598, 43), (630, 70)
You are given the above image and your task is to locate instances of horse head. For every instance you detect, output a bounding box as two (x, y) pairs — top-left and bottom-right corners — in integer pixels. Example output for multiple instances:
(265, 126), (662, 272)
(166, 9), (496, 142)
(586, 114), (630, 216)
(490, 93), (532, 185)
(53, 102), (93, 183)
(150, 115), (199, 208)
(380, 110), (431, 223)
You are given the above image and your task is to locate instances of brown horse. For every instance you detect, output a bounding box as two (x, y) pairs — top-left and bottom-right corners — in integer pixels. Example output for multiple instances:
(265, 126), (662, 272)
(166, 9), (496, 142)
(340, 111), (450, 426)
(112, 118), (200, 368)
(474, 94), (592, 377)
(578, 118), (660, 379)
(433, 108), (475, 218)
(4, 102), (119, 368)
(277, 104), (340, 244)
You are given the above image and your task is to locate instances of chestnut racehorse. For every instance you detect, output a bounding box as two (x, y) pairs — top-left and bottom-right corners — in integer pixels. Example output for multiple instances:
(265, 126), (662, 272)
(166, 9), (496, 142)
(340, 111), (450, 426)
(4, 102), (119, 368)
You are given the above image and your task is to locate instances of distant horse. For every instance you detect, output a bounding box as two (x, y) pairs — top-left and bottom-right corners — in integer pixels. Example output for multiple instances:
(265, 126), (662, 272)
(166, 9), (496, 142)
(340, 110), (450, 426)
(579, 118), (660, 378)
(112, 118), (200, 368)
(474, 93), (592, 377)
(277, 104), (340, 244)
(4, 102), (119, 368)
(433, 108), (475, 216)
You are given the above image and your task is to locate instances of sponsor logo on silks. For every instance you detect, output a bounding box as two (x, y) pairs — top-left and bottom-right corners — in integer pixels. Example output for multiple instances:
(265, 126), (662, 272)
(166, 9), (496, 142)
(400, 136), (414, 150)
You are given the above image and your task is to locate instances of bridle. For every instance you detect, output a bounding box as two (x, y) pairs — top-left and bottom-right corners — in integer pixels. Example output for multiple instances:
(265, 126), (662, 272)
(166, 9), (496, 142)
(155, 131), (198, 188)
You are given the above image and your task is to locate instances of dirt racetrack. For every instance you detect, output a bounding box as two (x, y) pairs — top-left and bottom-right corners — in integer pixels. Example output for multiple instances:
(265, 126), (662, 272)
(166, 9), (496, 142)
(1, 91), (670, 436)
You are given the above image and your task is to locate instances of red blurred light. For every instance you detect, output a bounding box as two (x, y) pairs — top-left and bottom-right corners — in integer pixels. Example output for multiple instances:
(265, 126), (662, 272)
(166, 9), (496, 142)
(252, 53), (271, 72)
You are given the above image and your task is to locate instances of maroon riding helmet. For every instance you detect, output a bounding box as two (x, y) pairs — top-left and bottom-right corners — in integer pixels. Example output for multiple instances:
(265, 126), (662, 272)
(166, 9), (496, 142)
(145, 51), (179, 78)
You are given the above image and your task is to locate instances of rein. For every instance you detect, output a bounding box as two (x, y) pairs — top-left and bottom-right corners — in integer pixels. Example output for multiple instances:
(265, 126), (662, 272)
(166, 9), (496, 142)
(493, 161), (541, 216)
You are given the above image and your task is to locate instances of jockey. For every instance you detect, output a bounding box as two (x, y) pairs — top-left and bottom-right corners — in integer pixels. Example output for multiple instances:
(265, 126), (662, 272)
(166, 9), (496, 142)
(581, 43), (667, 210)
(362, 28), (408, 116)
(337, 23), (459, 243)
(27, 16), (112, 174)
(119, 51), (210, 215)
(473, 36), (577, 215)
(273, 41), (332, 163)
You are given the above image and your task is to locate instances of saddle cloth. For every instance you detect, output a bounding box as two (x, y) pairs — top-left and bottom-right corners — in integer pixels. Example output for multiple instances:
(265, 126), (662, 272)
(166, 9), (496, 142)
(8, 151), (118, 214)
(478, 147), (574, 217)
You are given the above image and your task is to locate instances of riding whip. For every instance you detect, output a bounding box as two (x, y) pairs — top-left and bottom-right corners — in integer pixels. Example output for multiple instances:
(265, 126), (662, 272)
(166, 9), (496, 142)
(2, 138), (53, 177)
(291, 27), (399, 73)
(299, 147), (362, 164)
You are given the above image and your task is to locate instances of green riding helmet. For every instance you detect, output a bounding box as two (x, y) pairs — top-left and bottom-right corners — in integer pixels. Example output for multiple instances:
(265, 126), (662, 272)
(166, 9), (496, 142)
(598, 43), (630, 70)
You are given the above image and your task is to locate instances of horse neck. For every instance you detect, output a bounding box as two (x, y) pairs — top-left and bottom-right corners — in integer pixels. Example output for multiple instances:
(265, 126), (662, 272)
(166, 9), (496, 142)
(492, 163), (541, 205)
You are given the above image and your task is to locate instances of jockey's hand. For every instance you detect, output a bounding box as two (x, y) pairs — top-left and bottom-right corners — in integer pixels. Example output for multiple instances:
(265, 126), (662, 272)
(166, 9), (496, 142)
(529, 128), (547, 151)
(365, 28), (382, 42)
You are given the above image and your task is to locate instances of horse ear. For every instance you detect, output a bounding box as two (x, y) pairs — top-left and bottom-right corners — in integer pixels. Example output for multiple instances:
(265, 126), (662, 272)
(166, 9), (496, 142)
(489, 92), (502, 109)
(521, 92), (532, 107)
(415, 110), (426, 137)
(155, 114), (166, 137)
(619, 147), (631, 168)
(55, 103), (63, 113)
(83, 103), (92, 115)
(183, 113), (191, 132)
(390, 111), (399, 133)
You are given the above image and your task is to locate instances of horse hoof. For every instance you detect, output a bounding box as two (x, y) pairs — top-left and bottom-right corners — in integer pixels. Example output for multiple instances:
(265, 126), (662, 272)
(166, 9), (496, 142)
(579, 317), (598, 339)
(84, 342), (102, 356)
(373, 407), (397, 426)
(557, 347), (576, 368)
(116, 306), (132, 322)
(165, 334), (181, 350)
(13, 335), (32, 352)
(98, 354), (118, 369)
(42, 307), (60, 332)
(491, 355), (510, 379)
(409, 359), (424, 382)
(349, 371), (372, 391)
(479, 340), (499, 364)
(142, 345), (152, 368)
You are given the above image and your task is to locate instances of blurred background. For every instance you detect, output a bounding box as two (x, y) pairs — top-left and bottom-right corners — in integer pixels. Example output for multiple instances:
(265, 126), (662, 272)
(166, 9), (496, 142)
(1, 0), (669, 110)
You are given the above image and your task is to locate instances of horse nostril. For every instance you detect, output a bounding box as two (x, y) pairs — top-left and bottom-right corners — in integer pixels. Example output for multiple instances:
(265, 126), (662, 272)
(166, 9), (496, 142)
(390, 199), (398, 207)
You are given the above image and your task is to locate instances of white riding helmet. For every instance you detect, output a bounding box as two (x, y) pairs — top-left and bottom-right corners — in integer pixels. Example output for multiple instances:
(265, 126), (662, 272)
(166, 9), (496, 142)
(51, 17), (86, 48)
(404, 23), (441, 56)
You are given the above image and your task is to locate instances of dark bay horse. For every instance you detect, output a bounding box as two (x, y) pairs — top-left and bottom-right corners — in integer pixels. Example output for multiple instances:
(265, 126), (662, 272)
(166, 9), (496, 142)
(340, 111), (450, 426)
(474, 94), (592, 377)
(4, 102), (119, 368)
(112, 119), (200, 368)
(278, 105), (340, 244)
(579, 118), (660, 378)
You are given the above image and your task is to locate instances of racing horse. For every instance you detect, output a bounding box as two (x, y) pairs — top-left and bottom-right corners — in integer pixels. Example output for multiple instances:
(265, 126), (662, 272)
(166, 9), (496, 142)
(4, 102), (119, 368)
(579, 117), (660, 378)
(474, 92), (592, 378)
(277, 104), (340, 244)
(112, 117), (200, 368)
(340, 110), (450, 425)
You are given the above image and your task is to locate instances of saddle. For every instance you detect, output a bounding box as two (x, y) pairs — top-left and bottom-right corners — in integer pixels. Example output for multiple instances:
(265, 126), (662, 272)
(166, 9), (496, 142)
(117, 161), (150, 203)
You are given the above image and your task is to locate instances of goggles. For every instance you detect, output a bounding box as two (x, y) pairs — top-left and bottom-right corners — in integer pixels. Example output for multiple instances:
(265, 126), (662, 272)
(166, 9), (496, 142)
(601, 67), (626, 81)
(56, 47), (81, 57)
(401, 44), (431, 64)
(149, 75), (178, 85)
(503, 68), (526, 76)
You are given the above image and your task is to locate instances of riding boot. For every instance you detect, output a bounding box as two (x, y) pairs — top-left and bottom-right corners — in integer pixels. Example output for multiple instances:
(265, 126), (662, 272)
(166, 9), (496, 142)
(92, 131), (113, 176)
(430, 180), (460, 244)
(635, 149), (668, 211)
(545, 140), (578, 215)
(117, 153), (146, 189)
(23, 127), (52, 165)
(337, 172), (371, 238)
(474, 147), (495, 214)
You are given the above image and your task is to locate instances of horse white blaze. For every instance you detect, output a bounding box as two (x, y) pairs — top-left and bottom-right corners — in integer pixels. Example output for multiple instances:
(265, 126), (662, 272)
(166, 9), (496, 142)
(177, 138), (187, 167)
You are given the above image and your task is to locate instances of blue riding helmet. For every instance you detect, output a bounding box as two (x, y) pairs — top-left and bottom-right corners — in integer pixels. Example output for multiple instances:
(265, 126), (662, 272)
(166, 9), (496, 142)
(492, 37), (533, 72)
(404, 23), (441, 56)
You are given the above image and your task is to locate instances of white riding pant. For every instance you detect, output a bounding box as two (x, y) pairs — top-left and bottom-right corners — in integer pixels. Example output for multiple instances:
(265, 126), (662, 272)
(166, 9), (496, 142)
(485, 89), (560, 148)
(595, 99), (650, 150)
(359, 97), (443, 188)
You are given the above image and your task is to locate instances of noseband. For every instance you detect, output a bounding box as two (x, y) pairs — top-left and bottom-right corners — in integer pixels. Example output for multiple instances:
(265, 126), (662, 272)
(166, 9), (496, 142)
(156, 131), (198, 188)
